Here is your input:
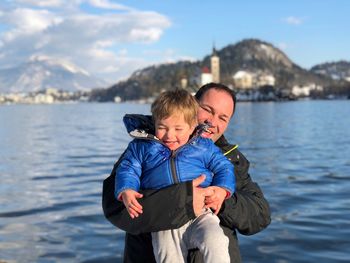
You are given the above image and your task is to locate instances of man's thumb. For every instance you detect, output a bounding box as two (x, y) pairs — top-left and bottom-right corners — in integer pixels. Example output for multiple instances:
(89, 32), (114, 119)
(193, 174), (206, 187)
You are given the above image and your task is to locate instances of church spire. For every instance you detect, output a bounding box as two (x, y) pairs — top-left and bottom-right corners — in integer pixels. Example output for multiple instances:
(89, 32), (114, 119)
(210, 42), (220, 83)
(212, 42), (217, 56)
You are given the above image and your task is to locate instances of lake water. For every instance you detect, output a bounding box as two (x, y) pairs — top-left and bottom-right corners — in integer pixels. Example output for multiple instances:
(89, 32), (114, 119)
(1, 100), (350, 263)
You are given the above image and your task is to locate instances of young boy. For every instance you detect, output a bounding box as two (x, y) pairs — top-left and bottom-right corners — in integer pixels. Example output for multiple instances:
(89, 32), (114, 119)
(115, 89), (235, 263)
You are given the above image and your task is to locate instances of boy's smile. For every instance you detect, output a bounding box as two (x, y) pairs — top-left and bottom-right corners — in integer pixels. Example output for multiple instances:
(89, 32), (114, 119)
(155, 113), (195, 151)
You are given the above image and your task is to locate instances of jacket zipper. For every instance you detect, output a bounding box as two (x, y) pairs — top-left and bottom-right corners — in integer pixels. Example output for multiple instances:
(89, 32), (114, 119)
(170, 151), (178, 184)
(167, 135), (200, 185)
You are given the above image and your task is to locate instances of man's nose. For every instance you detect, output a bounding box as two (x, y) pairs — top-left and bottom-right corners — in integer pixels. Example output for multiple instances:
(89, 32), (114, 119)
(204, 119), (214, 128)
(206, 117), (217, 127)
(205, 116), (213, 125)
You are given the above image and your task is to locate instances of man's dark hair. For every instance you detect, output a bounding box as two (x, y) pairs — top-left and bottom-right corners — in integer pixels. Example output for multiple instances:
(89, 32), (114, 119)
(195, 82), (237, 116)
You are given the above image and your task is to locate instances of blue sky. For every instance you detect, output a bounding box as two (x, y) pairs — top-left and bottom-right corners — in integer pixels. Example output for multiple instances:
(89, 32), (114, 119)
(0, 0), (349, 83)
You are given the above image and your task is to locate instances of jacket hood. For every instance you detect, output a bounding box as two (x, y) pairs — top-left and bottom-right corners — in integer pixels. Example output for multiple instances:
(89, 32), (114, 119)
(123, 114), (155, 134)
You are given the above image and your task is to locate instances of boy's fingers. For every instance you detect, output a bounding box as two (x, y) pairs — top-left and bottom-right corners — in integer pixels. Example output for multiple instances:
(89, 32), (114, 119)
(127, 207), (135, 218)
(132, 206), (143, 214)
(128, 201), (143, 214)
(135, 192), (143, 198)
(128, 207), (140, 218)
(133, 200), (143, 211)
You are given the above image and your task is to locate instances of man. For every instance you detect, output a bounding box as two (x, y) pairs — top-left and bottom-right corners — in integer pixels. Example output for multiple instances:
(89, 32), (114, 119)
(102, 82), (271, 263)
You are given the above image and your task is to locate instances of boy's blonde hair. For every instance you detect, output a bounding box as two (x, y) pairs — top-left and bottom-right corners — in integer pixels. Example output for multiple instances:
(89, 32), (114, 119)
(151, 89), (198, 126)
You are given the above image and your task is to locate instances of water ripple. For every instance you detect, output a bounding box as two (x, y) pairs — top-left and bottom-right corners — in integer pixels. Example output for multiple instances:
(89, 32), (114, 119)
(0, 201), (93, 218)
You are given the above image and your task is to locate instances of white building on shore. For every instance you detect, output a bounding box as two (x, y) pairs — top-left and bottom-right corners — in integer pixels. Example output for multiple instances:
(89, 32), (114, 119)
(233, 71), (254, 89)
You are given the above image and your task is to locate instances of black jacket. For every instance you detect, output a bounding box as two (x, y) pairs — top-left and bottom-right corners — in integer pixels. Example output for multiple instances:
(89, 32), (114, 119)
(103, 135), (271, 263)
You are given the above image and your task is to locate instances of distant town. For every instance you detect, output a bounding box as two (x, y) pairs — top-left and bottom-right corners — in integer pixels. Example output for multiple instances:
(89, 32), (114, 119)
(1, 41), (350, 105)
(1, 81), (347, 105)
(0, 88), (90, 105)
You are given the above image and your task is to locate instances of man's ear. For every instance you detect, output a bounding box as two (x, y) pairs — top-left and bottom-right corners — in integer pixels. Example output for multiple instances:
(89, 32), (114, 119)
(191, 121), (198, 130)
(190, 122), (198, 135)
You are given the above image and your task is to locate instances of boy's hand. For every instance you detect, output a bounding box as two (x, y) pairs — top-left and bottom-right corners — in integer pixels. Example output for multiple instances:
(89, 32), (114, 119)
(204, 186), (227, 215)
(120, 189), (143, 219)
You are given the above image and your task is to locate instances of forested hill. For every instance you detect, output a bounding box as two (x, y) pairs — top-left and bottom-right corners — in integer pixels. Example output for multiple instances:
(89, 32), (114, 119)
(90, 39), (346, 101)
(311, 60), (350, 81)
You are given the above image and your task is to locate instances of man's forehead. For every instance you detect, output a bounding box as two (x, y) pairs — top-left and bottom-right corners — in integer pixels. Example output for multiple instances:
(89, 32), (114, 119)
(202, 89), (233, 102)
(200, 96), (233, 117)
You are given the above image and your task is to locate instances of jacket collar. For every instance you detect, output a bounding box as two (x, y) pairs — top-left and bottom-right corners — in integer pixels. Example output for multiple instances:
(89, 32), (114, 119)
(215, 135), (229, 149)
(215, 135), (238, 155)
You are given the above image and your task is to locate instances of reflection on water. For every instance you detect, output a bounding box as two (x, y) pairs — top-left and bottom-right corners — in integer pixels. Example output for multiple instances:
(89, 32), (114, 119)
(1, 101), (350, 262)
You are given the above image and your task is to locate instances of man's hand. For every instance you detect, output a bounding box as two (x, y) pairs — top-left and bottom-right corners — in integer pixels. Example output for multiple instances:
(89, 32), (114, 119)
(204, 186), (227, 215)
(120, 189), (143, 219)
(192, 175), (214, 216)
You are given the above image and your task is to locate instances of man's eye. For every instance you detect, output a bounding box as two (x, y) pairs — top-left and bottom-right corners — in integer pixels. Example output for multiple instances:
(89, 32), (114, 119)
(220, 117), (228, 123)
(201, 106), (211, 113)
(175, 128), (183, 131)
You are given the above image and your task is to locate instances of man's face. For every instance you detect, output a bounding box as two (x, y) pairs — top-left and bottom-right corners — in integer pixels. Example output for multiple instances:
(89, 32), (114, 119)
(197, 89), (234, 142)
(155, 113), (195, 151)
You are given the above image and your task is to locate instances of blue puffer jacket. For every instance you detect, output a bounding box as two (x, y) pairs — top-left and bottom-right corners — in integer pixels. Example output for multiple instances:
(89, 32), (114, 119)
(115, 114), (235, 198)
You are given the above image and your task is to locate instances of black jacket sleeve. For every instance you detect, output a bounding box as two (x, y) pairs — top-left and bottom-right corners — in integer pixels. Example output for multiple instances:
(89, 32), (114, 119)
(102, 157), (196, 235)
(218, 149), (271, 235)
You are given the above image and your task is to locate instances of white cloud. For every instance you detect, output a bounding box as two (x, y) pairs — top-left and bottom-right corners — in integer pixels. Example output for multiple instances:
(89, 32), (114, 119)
(143, 49), (196, 63)
(6, 8), (63, 33)
(14, 0), (131, 10)
(94, 40), (114, 48)
(117, 49), (128, 56)
(177, 55), (197, 62)
(284, 16), (304, 25)
(102, 65), (120, 73)
(15, 0), (68, 8)
(0, 2), (172, 82)
(129, 27), (164, 43)
(87, 0), (131, 11)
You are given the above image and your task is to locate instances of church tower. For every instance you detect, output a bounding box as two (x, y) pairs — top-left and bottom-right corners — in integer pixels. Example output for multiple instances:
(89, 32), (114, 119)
(210, 45), (220, 83)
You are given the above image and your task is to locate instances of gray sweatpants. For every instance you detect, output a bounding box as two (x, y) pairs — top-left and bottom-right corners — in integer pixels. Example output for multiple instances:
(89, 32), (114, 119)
(151, 210), (230, 263)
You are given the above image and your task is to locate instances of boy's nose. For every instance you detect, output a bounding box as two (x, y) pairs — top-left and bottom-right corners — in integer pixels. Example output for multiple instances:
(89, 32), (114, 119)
(165, 130), (174, 138)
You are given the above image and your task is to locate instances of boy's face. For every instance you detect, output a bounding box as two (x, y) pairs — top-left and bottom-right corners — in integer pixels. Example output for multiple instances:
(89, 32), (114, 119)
(155, 113), (195, 151)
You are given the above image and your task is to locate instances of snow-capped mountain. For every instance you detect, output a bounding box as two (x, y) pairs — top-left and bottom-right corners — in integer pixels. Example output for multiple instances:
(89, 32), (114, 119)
(0, 55), (108, 94)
